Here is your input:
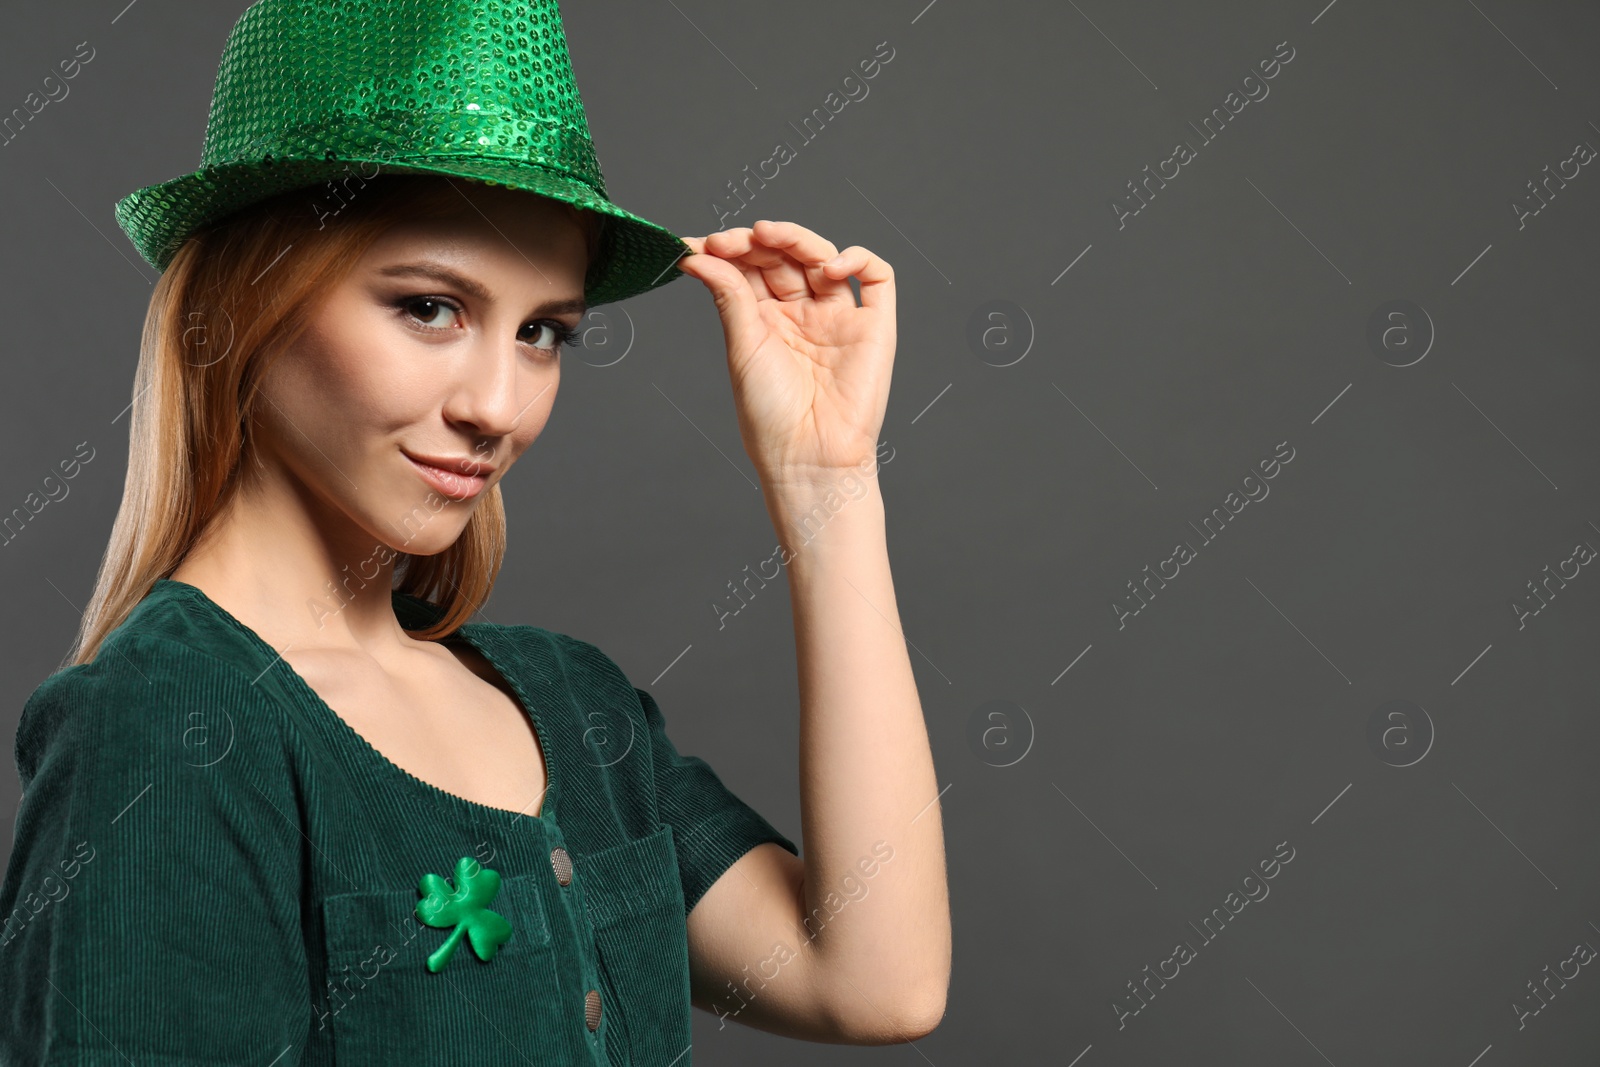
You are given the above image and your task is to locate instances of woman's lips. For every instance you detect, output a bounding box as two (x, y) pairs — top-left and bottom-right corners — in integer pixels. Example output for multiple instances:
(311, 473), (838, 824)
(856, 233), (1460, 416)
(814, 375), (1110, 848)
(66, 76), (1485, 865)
(404, 454), (487, 500)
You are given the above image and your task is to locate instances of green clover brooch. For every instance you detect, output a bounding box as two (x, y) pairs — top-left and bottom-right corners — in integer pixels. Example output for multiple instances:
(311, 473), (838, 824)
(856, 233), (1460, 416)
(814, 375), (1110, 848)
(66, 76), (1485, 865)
(415, 856), (513, 973)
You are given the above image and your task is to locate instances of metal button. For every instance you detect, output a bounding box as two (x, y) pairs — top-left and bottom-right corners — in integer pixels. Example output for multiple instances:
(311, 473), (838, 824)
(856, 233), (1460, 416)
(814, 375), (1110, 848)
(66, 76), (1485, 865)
(550, 846), (573, 886)
(584, 988), (602, 1031)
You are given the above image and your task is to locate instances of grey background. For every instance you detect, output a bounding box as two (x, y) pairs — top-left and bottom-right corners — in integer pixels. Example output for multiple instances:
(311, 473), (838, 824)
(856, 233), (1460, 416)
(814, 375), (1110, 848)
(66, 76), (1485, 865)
(4, 0), (1599, 1062)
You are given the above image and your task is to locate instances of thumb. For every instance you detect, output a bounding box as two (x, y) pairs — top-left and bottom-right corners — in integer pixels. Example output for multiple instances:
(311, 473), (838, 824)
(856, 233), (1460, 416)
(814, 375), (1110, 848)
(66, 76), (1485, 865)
(679, 250), (763, 350)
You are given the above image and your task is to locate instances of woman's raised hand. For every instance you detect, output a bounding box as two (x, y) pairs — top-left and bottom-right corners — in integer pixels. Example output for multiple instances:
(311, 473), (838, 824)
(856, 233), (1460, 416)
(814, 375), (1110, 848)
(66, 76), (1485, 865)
(677, 220), (896, 489)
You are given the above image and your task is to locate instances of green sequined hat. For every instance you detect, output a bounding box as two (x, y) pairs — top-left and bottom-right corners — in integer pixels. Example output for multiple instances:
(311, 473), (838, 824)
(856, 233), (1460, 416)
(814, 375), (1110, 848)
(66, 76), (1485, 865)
(114, 0), (690, 306)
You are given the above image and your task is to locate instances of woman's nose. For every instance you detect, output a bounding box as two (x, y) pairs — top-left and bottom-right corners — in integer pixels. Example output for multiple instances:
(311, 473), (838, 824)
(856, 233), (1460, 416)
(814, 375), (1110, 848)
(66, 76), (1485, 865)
(443, 335), (551, 438)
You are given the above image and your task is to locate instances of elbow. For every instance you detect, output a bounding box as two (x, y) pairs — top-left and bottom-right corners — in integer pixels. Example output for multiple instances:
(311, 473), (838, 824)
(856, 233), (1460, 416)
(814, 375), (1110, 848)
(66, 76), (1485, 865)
(891, 983), (949, 1041)
(835, 980), (948, 1044)
(814, 914), (953, 1044)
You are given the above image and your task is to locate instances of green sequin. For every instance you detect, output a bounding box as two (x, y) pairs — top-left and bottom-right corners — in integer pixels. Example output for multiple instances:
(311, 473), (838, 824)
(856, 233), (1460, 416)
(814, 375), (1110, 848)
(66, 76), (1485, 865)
(414, 856), (513, 973)
(112, 0), (689, 307)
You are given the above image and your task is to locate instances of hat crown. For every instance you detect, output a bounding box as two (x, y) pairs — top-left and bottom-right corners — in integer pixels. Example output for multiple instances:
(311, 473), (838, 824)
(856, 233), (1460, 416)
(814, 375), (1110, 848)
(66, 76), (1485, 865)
(115, 0), (688, 305)
(200, 0), (606, 193)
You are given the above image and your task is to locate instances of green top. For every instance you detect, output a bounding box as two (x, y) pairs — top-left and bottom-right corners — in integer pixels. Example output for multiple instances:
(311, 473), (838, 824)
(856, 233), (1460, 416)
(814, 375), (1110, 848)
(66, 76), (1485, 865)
(0, 578), (798, 1065)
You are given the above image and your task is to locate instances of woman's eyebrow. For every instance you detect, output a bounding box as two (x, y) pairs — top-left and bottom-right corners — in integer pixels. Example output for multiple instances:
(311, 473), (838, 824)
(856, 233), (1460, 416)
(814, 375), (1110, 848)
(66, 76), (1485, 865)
(376, 261), (586, 316)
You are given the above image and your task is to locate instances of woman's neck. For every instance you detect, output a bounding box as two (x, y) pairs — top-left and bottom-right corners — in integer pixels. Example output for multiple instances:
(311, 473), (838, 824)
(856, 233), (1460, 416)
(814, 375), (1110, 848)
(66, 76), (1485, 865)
(169, 477), (409, 655)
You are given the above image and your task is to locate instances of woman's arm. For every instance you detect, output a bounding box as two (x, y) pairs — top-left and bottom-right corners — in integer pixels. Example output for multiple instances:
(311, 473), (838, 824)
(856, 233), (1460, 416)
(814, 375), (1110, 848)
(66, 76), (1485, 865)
(0, 635), (312, 1063)
(677, 221), (951, 1043)
(686, 474), (950, 1043)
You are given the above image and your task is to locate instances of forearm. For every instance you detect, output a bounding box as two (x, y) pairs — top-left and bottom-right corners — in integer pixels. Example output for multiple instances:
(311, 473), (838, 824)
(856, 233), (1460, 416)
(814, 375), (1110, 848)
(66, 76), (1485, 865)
(764, 470), (951, 1037)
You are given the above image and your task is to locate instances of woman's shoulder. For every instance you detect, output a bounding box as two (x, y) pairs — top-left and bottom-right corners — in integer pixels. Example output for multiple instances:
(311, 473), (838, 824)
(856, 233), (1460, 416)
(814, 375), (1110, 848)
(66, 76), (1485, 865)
(29, 582), (276, 707)
(79, 577), (282, 683)
(451, 607), (636, 690)
(17, 587), (293, 791)
(455, 616), (657, 742)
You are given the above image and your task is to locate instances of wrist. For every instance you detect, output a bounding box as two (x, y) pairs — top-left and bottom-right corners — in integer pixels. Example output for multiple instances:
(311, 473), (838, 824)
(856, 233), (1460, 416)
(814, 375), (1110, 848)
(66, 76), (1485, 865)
(762, 472), (886, 558)
(762, 458), (883, 510)
(756, 443), (895, 502)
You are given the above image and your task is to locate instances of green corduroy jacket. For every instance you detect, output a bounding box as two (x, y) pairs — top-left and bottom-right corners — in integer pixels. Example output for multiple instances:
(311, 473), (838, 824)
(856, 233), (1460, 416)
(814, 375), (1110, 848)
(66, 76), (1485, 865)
(0, 578), (799, 1065)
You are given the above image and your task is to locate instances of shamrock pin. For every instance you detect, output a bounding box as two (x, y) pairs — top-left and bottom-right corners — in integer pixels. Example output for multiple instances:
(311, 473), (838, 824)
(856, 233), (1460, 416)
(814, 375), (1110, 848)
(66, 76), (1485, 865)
(414, 856), (513, 973)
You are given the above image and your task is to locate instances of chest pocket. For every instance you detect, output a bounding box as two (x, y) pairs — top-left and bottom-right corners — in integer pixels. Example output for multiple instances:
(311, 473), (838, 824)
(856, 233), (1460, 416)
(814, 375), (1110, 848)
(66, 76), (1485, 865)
(572, 823), (693, 1067)
(317, 871), (573, 1063)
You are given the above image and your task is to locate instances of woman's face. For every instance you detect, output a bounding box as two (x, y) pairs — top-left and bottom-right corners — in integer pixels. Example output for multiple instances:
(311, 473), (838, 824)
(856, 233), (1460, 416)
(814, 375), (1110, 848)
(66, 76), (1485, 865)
(253, 186), (591, 557)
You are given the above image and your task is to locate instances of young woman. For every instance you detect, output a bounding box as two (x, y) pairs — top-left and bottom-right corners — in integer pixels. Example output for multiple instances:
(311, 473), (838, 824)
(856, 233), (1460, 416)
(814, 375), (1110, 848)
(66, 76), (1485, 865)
(0, 0), (949, 1063)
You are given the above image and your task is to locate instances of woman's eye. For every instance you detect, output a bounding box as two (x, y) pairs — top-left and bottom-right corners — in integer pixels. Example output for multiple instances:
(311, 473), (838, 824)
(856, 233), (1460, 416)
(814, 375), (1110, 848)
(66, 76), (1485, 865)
(401, 298), (461, 329)
(520, 321), (576, 352)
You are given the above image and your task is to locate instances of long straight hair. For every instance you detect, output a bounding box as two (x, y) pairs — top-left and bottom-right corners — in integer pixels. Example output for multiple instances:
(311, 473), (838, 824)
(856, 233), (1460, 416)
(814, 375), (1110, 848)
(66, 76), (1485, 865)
(69, 173), (601, 666)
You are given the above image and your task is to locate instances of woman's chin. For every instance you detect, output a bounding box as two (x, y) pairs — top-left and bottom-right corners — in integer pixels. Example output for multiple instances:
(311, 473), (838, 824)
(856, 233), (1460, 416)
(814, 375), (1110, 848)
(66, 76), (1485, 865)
(364, 484), (472, 547)
(383, 524), (468, 558)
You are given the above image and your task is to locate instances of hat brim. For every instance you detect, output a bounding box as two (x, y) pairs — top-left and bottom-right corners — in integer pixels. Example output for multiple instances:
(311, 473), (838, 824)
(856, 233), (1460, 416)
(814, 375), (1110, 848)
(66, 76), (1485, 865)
(114, 156), (691, 307)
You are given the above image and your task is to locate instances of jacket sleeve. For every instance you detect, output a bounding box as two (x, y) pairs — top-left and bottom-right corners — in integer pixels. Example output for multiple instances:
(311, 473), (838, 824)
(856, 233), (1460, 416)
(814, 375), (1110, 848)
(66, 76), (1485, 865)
(0, 635), (310, 1066)
(633, 685), (799, 914)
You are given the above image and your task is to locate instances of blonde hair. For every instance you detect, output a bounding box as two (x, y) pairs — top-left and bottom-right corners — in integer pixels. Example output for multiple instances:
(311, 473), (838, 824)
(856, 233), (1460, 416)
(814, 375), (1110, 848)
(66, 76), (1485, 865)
(69, 174), (602, 666)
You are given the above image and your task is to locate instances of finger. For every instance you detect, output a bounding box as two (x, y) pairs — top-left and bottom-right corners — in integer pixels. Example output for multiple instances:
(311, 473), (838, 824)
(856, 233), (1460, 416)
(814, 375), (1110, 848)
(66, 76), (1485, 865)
(705, 227), (803, 301)
(752, 219), (840, 264)
(707, 223), (842, 303)
(676, 249), (765, 347)
(715, 232), (795, 275)
(750, 219), (851, 303)
(702, 228), (781, 302)
(821, 245), (895, 312)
